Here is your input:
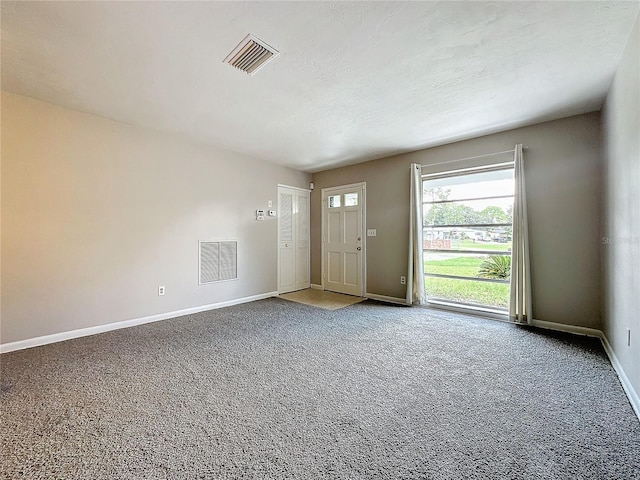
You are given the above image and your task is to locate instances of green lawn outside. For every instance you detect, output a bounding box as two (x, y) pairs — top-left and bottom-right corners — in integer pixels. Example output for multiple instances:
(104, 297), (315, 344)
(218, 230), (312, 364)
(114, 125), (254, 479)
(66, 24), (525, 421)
(425, 256), (484, 277)
(425, 277), (510, 309)
(455, 239), (511, 252)
(424, 255), (510, 309)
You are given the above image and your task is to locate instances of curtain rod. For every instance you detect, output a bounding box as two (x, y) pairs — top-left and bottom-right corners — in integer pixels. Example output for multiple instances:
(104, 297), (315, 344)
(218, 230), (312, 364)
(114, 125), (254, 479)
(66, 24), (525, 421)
(420, 146), (527, 169)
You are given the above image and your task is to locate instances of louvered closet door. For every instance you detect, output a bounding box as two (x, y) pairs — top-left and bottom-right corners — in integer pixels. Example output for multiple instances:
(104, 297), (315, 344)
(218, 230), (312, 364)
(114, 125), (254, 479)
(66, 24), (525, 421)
(278, 186), (310, 294)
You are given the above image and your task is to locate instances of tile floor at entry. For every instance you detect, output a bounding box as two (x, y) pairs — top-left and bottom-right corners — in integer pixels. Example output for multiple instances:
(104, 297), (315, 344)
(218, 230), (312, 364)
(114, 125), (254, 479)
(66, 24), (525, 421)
(278, 289), (364, 310)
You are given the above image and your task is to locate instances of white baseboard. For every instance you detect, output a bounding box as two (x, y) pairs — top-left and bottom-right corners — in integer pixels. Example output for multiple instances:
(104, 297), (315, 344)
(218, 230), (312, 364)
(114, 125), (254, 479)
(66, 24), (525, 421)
(530, 318), (639, 422)
(0, 291), (277, 354)
(365, 293), (408, 305)
(599, 333), (640, 421)
(530, 318), (602, 338)
(310, 284), (323, 290)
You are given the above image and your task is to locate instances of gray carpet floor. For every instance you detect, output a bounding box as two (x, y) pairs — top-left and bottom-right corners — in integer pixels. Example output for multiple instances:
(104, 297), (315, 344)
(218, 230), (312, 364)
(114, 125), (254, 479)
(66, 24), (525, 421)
(1, 298), (639, 479)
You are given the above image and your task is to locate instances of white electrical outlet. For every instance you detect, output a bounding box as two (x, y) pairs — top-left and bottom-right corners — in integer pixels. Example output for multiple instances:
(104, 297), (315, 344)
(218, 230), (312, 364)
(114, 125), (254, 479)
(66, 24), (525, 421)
(367, 229), (377, 237)
(400, 276), (406, 285)
(158, 286), (165, 296)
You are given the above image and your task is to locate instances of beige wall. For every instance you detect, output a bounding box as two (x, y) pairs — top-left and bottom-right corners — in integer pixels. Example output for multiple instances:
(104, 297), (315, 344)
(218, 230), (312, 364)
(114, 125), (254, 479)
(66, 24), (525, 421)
(1, 92), (310, 344)
(312, 112), (602, 328)
(602, 16), (639, 403)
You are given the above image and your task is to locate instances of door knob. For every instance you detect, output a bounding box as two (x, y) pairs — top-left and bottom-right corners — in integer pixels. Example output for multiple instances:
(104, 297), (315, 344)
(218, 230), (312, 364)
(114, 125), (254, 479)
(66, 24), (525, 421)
(357, 237), (361, 241)
(357, 246), (362, 251)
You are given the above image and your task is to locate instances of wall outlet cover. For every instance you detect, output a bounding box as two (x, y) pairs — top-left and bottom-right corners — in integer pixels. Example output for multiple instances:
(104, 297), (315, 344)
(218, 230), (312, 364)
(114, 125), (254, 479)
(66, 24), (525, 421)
(367, 229), (377, 237)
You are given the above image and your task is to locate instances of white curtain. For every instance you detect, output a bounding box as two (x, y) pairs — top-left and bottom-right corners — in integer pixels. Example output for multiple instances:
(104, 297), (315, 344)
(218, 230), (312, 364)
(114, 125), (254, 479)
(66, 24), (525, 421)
(407, 163), (426, 305)
(509, 144), (533, 324)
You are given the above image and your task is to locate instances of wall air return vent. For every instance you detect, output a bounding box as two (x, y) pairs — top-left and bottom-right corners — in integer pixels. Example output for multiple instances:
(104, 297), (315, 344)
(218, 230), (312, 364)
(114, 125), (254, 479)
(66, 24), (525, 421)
(199, 241), (238, 284)
(224, 34), (279, 75)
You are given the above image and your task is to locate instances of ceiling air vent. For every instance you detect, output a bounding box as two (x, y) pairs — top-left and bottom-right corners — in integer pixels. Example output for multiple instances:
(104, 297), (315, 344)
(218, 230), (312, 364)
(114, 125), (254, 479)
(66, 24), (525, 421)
(224, 34), (279, 76)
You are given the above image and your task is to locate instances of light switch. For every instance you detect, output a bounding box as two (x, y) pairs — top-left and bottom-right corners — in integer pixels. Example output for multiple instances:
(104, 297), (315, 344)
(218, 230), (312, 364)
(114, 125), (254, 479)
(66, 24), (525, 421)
(367, 229), (377, 237)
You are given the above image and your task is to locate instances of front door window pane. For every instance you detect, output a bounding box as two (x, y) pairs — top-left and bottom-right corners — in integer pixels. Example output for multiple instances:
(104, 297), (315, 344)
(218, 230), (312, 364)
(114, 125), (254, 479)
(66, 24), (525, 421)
(344, 193), (358, 206)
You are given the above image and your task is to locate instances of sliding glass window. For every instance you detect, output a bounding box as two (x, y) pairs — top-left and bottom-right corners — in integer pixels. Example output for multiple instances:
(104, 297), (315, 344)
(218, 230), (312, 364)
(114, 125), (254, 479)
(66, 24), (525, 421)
(423, 165), (514, 311)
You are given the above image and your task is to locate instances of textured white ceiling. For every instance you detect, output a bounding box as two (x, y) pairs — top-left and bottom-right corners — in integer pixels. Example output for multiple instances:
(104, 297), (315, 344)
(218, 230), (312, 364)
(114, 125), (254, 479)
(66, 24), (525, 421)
(1, 1), (638, 172)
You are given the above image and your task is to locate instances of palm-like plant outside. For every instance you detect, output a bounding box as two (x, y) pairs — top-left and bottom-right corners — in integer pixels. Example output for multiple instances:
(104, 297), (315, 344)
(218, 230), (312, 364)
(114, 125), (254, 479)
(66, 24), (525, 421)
(477, 255), (511, 280)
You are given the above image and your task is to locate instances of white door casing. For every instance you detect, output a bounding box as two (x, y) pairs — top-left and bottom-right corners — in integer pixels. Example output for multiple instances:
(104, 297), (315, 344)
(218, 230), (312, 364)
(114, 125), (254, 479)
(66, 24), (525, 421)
(278, 186), (310, 294)
(322, 183), (365, 296)
(295, 189), (310, 290)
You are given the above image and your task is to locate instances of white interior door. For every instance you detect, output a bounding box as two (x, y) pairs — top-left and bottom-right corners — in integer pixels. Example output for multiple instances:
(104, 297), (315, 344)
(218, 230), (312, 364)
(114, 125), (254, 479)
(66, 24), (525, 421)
(322, 184), (365, 296)
(278, 186), (310, 294)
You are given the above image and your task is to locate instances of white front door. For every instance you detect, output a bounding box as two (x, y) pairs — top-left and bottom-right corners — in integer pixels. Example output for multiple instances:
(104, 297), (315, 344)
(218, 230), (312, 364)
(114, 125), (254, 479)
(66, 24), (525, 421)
(278, 186), (310, 294)
(322, 184), (365, 296)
